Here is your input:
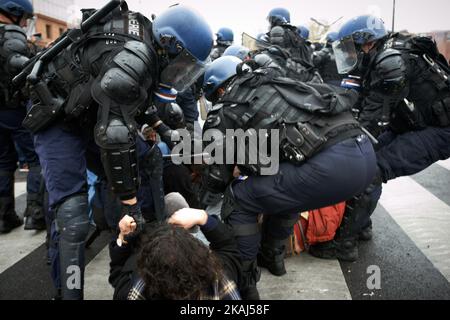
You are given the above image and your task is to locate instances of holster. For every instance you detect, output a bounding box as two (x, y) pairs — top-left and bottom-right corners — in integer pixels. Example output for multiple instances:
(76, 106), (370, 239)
(23, 81), (65, 134)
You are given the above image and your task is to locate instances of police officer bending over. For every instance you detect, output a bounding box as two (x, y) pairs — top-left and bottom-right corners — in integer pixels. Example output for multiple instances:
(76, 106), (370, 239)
(20, 2), (213, 299)
(191, 55), (377, 299)
(310, 15), (450, 260)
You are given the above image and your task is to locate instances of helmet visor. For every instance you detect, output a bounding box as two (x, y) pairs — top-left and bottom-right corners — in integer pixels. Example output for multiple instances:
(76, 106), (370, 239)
(333, 36), (359, 74)
(160, 49), (207, 92)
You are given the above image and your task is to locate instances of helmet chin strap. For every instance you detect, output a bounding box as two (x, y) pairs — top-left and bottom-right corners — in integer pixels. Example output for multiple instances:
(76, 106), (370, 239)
(2, 12), (23, 26)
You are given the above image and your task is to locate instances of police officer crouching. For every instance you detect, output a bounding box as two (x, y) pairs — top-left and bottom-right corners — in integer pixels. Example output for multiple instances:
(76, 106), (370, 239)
(310, 15), (450, 261)
(196, 55), (377, 299)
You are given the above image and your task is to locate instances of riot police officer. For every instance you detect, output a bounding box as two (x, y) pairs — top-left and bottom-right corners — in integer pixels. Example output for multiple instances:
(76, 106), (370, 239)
(0, 0), (46, 233)
(310, 15), (450, 261)
(20, 2), (213, 299)
(200, 56), (377, 299)
(313, 32), (343, 86)
(266, 8), (320, 83)
(267, 8), (314, 69)
(210, 27), (234, 61)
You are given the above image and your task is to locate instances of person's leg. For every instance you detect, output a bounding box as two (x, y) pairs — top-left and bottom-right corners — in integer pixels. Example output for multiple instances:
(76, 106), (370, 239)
(0, 111), (22, 233)
(34, 124), (89, 300)
(0, 110), (23, 233)
(226, 135), (376, 295)
(358, 126), (450, 240)
(11, 115), (47, 230)
(377, 126), (450, 182)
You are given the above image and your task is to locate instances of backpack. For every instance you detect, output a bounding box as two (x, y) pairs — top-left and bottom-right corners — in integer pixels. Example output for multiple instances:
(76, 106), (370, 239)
(390, 33), (450, 73)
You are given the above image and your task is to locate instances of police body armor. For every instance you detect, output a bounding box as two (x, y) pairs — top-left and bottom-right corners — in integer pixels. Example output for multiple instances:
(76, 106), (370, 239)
(203, 68), (362, 190)
(360, 34), (450, 134)
(0, 24), (31, 108)
(23, 4), (159, 134)
(255, 46), (322, 83)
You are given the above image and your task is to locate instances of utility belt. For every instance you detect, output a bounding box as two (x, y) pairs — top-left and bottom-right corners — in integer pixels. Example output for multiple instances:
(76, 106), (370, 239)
(280, 112), (362, 164)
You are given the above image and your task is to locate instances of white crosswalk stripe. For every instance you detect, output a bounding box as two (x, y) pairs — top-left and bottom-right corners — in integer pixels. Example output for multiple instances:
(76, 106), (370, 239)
(0, 182), (46, 274)
(380, 176), (450, 282)
(2, 162), (450, 299)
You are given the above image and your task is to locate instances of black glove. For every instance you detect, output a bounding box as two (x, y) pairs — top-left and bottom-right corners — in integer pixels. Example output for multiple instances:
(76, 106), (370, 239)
(121, 203), (146, 244)
(142, 105), (161, 128)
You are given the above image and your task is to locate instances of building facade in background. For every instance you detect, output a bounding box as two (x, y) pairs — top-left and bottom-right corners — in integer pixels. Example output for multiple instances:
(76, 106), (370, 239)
(428, 31), (450, 62)
(29, 0), (77, 47)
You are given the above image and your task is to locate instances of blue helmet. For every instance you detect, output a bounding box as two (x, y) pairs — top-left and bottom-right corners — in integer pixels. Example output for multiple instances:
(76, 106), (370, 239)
(152, 5), (213, 92)
(152, 5), (213, 62)
(326, 32), (339, 44)
(297, 25), (310, 40)
(268, 8), (290, 26)
(333, 15), (387, 74)
(203, 56), (242, 100)
(223, 45), (250, 61)
(216, 27), (234, 43)
(0, 0), (33, 18)
(337, 15), (387, 44)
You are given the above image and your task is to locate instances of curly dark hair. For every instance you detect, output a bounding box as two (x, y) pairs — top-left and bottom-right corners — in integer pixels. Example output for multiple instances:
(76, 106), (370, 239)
(137, 223), (224, 300)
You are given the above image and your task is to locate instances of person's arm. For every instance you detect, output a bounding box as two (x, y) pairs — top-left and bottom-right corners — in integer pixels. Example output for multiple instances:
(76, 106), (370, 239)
(91, 40), (156, 211)
(108, 215), (139, 300)
(0, 25), (31, 77)
(169, 209), (243, 287)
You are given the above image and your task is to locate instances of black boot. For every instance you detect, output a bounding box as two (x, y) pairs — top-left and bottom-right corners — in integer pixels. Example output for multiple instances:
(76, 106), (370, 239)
(309, 197), (364, 262)
(257, 238), (287, 276)
(359, 224), (373, 241)
(0, 196), (23, 234)
(24, 201), (46, 231)
(240, 260), (261, 300)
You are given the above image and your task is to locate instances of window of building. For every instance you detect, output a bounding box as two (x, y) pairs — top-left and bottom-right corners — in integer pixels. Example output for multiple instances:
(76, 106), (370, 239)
(46, 24), (52, 39)
(59, 28), (64, 36)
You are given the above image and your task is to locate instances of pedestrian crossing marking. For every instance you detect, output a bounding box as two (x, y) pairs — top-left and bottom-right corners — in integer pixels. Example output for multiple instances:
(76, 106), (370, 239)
(380, 175), (450, 282)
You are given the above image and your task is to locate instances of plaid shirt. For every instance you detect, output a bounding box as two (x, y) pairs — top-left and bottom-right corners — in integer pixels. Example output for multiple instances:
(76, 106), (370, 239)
(127, 276), (241, 300)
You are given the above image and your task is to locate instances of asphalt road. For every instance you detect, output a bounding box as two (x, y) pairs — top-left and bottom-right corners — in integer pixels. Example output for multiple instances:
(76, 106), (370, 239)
(1, 160), (450, 300)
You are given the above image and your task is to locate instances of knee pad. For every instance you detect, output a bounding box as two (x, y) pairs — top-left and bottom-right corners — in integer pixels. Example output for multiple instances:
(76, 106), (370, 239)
(56, 194), (90, 244)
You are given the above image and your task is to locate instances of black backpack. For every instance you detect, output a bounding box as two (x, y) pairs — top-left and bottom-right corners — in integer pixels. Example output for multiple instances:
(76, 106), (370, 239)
(391, 33), (450, 73)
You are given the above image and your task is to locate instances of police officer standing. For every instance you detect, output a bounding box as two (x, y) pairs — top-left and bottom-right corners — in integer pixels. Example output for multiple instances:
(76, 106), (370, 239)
(0, 0), (46, 234)
(199, 56), (377, 299)
(310, 15), (450, 261)
(19, 1), (213, 299)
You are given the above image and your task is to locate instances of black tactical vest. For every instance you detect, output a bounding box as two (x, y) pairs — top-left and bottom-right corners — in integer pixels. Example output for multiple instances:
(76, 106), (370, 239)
(219, 70), (361, 169)
(41, 6), (158, 123)
(382, 34), (450, 129)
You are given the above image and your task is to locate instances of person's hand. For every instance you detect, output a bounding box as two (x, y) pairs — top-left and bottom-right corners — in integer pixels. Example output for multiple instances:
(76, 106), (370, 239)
(168, 208), (208, 230)
(118, 215), (137, 244)
(120, 202), (145, 243)
(119, 215), (137, 236)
